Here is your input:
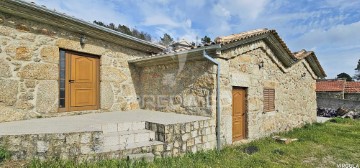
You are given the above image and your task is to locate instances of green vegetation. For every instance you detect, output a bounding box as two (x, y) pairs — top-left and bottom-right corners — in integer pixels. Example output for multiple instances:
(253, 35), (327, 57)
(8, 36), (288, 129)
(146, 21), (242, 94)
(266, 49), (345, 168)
(0, 145), (10, 163)
(93, 20), (152, 42)
(3, 118), (360, 168)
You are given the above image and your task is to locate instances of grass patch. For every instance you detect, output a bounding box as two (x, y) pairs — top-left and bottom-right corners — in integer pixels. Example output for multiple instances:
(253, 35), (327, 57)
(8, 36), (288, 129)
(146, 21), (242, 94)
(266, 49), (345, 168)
(0, 146), (10, 163)
(21, 119), (360, 167)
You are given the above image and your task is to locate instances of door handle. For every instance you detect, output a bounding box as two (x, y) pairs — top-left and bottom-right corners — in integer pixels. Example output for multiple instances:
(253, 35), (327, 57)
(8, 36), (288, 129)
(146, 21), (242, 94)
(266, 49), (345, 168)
(69, 80), (75, 83)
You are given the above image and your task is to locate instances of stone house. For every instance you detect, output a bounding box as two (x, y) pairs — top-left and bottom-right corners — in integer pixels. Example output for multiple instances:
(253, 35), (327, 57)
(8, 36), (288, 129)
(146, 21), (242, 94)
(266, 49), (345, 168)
(130, 31), (326, 144)
(0, 0), (326, 160)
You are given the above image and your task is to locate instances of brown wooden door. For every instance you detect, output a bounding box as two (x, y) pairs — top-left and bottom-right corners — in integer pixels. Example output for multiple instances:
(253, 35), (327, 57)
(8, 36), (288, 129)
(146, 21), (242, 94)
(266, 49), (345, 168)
(68, 53), (99, 111)
(232, 87), (246, 142)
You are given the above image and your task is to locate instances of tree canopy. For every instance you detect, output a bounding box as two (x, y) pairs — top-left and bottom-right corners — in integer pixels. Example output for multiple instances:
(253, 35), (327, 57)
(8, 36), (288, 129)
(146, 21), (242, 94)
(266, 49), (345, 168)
(354, 59), (360, 81)
(159, 33), (174, 46)
(336, 72), (353, 81)
(93, 20), (152, 42)
(201, 35), (211, 44)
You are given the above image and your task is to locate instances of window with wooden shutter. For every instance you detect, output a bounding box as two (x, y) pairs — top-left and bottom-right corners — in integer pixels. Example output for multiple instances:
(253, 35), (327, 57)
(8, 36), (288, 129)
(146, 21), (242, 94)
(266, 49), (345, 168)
(263, 88), (275, 112)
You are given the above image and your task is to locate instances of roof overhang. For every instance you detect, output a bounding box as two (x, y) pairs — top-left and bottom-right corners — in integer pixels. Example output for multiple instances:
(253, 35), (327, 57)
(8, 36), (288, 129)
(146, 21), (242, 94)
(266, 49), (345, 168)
(305, 53), (327, 78)
(129, 44), (221, 67)
(219, 31), (297, 68)
(0, 0), (165, 53)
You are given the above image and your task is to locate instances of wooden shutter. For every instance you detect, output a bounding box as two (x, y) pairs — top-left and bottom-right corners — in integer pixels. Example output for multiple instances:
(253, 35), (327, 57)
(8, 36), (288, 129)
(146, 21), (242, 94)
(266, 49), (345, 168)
(264, 88), (275, 112)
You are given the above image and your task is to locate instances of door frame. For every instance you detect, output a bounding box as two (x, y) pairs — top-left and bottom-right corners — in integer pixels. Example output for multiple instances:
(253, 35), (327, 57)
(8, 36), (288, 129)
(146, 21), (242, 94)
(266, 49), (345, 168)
(58, 49), (100, 112)
(232, 86), (247, 142)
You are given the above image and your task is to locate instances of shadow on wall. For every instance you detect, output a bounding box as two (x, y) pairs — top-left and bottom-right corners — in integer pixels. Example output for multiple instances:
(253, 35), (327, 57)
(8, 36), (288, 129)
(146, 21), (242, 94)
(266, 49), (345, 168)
(129, 58), (215, 117)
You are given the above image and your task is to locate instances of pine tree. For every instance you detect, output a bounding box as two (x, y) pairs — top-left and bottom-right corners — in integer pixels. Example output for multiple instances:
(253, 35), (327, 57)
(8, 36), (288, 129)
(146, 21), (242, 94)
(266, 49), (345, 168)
(160, 33), (174, 46)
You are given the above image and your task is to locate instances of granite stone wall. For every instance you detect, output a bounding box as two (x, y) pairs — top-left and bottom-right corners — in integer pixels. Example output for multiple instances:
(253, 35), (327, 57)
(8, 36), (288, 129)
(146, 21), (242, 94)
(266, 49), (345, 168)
(219, 40), (317, 143)
(344, 93), (360, 101)
(0, 12), (145, 122)
(0, 119), (216, 161)
(317, 98), (360, 112)
(133, 61), (217, 117)
(134, 40), (318, 145)
(146, 119), (216, 157)
(317, 92), (344, 99)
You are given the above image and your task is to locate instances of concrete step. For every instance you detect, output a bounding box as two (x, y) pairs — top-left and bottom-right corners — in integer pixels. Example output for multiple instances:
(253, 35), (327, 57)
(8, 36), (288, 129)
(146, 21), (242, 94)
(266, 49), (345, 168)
(101, 121), (145, 133)
(103, 129), (155, 146)
(127, 153), (154, 162)
(99, 140), (164, 153)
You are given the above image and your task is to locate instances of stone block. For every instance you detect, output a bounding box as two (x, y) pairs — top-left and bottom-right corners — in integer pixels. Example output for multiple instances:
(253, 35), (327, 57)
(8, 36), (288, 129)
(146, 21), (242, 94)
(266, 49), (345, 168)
(191, 146), (197, 153)
(173, 141), (180, 148)
(195, 137), (201, 144)
(66, 134), (80, 144)
(102, 123), (118, 133)
(191, 130), (199, 138)
(37, 141), (49, 153)
(100, 82), (114, 110)
(36, 80), (58, 113)
(19, 63), (58, 80)
(157, 124), (165, 133)
(174, 124), (180, 134)
(101, 66), (128, 82)
(80, 133), (91, 144)
(24, 80), (36, 88)
(15, 100), (34, 110)
(151, 123), (157, 132)
(181, 133), (190, 141)
(56, 39), (106, 55)
(40, 46), (59, 63)
(182, 144), (187, 152)
(80, 144), (93, 154)
(153, 144), (164, 152)
(186, 138), (195, 147)
(158, 133), (165, 142)
(0, 59), (12, 77)
(165, 143), (173, 151)
(165, 133), (173, 142)
(194, 122), (199, 129)
(15, 47), (32, 61)
(185, 123), (191, 133)
(172, 148), (179, 156)
(0, 79), (18, 106)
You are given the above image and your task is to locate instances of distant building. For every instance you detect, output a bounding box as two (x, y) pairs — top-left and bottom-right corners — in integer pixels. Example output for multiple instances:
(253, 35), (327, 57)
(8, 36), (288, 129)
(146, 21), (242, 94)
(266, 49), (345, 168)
(316, 79), (360, 101)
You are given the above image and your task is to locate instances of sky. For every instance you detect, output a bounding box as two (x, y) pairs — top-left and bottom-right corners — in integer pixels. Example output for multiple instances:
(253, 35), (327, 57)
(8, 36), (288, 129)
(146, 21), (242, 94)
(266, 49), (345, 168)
(31, 0), (360, 79)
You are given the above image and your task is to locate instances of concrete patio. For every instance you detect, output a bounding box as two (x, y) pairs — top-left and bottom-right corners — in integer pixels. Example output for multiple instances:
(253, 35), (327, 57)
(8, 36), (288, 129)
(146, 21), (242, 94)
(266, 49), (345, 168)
(0, 110), (216, 160)
(0, 109), (210, 135)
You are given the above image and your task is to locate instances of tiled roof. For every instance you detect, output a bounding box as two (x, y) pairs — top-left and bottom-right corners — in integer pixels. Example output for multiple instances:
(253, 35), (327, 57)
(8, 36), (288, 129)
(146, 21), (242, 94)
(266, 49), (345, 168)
(345, 82), (360, 93)
(214, 28), (294, 59)
(316, 80), (360, 93)
(293, 49), (326, 77)
(316, 80), (346, 92)
(293, 49), (313, 59)
(130, 28), (326, 78)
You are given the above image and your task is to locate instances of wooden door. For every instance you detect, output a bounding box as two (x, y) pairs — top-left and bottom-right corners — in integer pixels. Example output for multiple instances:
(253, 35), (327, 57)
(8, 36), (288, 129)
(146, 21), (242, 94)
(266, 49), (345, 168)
(232, 87), (246, 142)
(67, 52), (99, 111)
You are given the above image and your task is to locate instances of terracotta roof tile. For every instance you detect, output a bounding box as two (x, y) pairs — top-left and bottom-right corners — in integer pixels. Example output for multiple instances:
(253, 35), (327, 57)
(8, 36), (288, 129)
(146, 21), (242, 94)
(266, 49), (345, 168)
(214, 28), (269, 44)
(293, 49), (313, 59)
(214, 28), (295, 60)
(345, 82), (360, 93)
(316, 80), (346, 92)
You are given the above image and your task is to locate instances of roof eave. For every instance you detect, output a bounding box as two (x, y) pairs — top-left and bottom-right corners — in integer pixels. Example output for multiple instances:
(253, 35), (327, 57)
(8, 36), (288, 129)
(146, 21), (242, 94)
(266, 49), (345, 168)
(0, 0), (165, 53)
(218, 32), (296, 67)
(305, 53), (327, 78)
(129, 44), (221, 67)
